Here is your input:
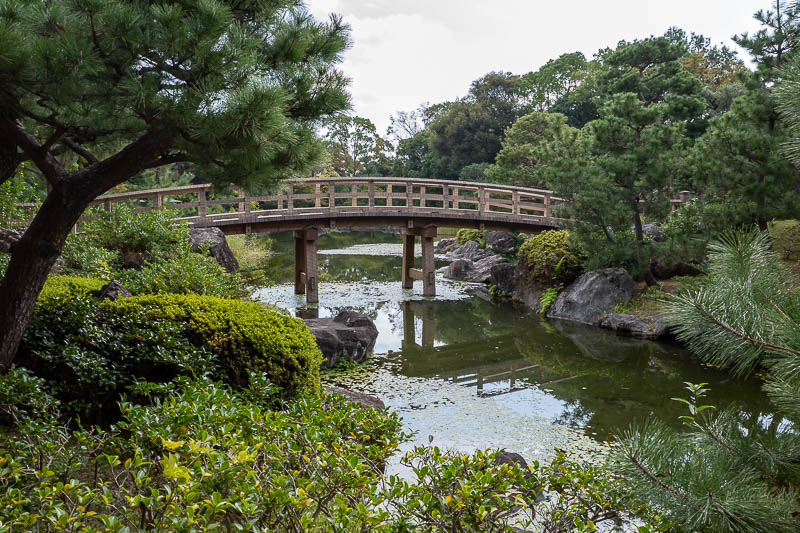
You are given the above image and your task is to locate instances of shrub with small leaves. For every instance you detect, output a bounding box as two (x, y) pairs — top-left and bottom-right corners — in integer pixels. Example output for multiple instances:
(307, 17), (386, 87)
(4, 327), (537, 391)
(37, 275), (107, 301)
(518, 230), (580, 287)
(456, 228), (487, 247)
(105, 293), (323, 396)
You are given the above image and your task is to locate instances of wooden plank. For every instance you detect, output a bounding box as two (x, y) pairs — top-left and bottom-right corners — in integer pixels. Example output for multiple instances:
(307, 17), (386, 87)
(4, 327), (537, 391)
(408, 268), (424, 281)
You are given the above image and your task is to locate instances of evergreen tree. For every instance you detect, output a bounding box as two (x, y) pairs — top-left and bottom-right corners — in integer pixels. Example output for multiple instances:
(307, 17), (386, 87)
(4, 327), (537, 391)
(0, 0), (351, 369)
(611, 230), (800, 532)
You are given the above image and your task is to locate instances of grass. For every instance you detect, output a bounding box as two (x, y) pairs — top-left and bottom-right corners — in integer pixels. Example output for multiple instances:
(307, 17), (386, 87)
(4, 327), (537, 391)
(620, 276), (706, 318)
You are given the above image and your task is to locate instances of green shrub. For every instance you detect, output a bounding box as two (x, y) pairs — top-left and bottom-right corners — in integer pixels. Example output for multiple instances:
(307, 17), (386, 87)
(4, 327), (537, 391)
(0, 253), (8, 278)
(37, 275), (107, 301)
(106, 293), (322, 396)
(59, 233), (118, 278)
(119, 248), (247, 298)
(518, 230), (580, 287)
(538, 287), (558, 315)
(0, 373), (407, 532)
(82, 204), (189, 260)
(19, 294), (214, 422)
(0, 371), (661, 532)
(456, 228), (487, 247)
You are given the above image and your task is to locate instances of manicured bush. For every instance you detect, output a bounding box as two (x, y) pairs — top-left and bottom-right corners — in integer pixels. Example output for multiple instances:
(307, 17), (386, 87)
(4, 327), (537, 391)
(119, 248), (248, 299)
(105, 293), (322, 395)
(37, 275), (107, 301)
(518, 229), (580, 287)
(456, 228), (487, 247)
(19, 294), (214, 422)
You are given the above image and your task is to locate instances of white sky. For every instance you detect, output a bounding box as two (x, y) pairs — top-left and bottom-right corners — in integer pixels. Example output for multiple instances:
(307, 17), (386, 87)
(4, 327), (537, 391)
(306, 0), (768, 134)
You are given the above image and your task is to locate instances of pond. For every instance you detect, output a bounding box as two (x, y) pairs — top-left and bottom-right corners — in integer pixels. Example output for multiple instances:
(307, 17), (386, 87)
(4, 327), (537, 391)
(254, 230), (776, 463)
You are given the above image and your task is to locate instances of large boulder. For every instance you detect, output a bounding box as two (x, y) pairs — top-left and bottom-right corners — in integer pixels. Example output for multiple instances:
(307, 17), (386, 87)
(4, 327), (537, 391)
(434, 238), (456, 253)
(489, 262), (517, 295)
(547, 268), (634, 325)
(443, 255), (504, 283)
(598, 313), (668, 339)
(630, 223), (663, 242)
(448, 240), (488, 261)
(304, 310), (379, 369)
(485, 231), (517, 252)
(188, 227), (239, 272)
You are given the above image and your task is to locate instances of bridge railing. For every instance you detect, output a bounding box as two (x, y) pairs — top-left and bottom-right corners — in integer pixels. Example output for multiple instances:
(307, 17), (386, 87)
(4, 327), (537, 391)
(81, 177), (566, 224)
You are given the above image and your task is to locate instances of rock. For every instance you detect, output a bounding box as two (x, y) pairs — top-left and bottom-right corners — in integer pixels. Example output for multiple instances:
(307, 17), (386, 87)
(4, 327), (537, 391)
(510, 263), (543, 312)
(630, 223), (663, 242)
(0, 228), (22, 253)
(324, 385), (385, 410)
(188, 227), (239, 272)
(434, 238), (456, 252)
(443, 255), (504, 283)
(598, 313), (668, 339)
(304, 311), (379, 369)
(485, 231), (517, 251)
(494, 451), (529, 470)
(90, 280), (131, 301)
(448, 240), (487, 261)
(466, 285), (492, 302)
(490, 262), (517, 295)
(547, 268), (634, 326)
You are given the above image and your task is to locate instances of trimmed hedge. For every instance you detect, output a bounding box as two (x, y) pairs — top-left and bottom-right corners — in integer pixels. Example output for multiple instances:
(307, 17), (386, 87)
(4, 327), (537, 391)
(38, 275), (106, 300)
(105, 294), (322, 396)
(456, 229), (487, 247)
(518, 230), (580, 287)
(19, 290), (322, 422)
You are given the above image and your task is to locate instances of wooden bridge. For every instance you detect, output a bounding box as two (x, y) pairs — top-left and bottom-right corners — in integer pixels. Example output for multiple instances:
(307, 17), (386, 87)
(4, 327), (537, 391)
(83, 177), (691, 302)
(84, 177), (566, 302)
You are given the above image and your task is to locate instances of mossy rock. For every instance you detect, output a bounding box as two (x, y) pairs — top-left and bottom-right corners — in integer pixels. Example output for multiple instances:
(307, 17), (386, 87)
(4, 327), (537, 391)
(456, 229), (487, 247)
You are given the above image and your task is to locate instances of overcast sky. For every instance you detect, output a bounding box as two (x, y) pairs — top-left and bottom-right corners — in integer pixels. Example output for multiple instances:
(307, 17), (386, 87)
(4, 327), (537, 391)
(306, 0), (768, 134)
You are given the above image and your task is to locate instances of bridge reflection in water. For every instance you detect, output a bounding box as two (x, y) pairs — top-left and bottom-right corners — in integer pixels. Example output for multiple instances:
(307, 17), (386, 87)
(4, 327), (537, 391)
(400, 300), (546, 397)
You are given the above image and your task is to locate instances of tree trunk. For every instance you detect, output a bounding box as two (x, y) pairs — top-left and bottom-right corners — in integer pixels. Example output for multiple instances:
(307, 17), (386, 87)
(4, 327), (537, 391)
(632, 208), (644, 241)
(0, 190), (86, 371)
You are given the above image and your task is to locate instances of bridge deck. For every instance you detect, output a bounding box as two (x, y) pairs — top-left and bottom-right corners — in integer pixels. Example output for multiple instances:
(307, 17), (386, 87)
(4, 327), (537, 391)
(85, 177), (567, 234)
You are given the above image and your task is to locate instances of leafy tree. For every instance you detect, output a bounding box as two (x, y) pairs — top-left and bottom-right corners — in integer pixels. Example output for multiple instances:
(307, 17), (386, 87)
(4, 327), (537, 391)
(325, 115), (393, 176)
(428, 72), (523, 178)
(0, 0), (351, 369)
(612, 231), (800, 533)
(392, 129), (445, 179)
(458, 162), (490, 182)
(694, 77), (800, 230)
(484, 112), (570, 187)
(734, 0), (800, 77)
(519, 52), (594, 112)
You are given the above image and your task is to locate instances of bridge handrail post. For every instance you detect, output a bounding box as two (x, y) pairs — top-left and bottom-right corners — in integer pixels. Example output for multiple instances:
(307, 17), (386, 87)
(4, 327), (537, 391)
(197, 190), (207, 220)
(152, 192), (163, 211)
(237, 188), (245, 213)
(478, 186), (487, 213)
(287, 184), (294, 214)
(314, 183), (321, 208)
(368, 180), (375, 209)
(544, 192), (550, 218)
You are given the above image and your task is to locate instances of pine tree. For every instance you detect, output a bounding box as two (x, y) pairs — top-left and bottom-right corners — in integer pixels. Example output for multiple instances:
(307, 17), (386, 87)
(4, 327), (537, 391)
(0, 0), (351, 369)
(611, 230), (800, 532)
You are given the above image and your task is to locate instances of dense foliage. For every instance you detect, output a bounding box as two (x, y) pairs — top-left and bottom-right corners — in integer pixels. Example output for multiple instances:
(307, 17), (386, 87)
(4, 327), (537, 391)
(612, 231), (800, 532)
(17, 290), (321, 422)
(0, 367), (661, 532)
(455, 229), (487, 247)
(59, 206), (247, 298)
(517, 230), (580, 287)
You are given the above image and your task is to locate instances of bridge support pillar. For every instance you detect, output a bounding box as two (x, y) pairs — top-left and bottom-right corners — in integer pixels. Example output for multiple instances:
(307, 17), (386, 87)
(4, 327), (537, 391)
(401, 234), (415, 289)
(401, 225), (437, 297)
(294, 227), (319, 303)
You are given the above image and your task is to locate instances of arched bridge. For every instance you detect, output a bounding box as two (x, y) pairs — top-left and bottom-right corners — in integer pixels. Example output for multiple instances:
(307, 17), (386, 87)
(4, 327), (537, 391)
(86, 177), (689, 303)
(86, 177), (566, 302)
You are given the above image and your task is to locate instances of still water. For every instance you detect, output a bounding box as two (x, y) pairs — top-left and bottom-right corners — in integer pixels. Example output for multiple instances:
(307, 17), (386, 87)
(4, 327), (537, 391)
(254, 231), (775, 461)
